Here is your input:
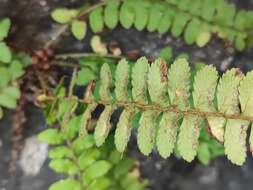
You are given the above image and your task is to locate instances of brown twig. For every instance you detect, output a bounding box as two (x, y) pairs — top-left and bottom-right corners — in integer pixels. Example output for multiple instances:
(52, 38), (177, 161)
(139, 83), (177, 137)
(40, 96), (253, 123)
(55, 52), (124, 60)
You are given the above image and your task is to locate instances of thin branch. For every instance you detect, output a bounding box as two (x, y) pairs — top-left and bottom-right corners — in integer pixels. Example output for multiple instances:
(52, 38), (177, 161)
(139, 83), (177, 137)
(44, 25), (68, 48)
(49, 52), (124, 69)
(55, 52), (124, 60)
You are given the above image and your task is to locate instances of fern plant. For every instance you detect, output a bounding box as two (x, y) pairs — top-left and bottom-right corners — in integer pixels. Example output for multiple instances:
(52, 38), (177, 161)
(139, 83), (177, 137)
(0, 18), (31, 118)
(66, 57), (253, 166)
(38, 81), (146, 190)
(51, 0), (253, 50)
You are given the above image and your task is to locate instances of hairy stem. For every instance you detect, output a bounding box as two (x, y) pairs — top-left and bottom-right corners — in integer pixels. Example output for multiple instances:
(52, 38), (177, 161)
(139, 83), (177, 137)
(41, 96), (253, 123)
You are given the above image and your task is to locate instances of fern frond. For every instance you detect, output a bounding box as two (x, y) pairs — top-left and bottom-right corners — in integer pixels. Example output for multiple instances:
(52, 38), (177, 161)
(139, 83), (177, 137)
(79, 57), (253, 165)
(87, 0), (253, 50)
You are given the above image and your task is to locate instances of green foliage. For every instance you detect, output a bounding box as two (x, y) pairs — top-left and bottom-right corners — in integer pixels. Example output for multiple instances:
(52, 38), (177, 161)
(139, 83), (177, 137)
(0, 18), (30, 118)
(49, 179), (81, 190)
(0, 18), (11, 41)
(77, 57), (253, 165)
(86, 0), (253, 50)
(89, 7), (104, 33)
(51, 8), (79, 24)
(0, 42), (11, 63)
(71, 20), (87, 40)
(137, 110), (157, 155)
(38, 128), (64, 145)
(39, 87), (146, 190)
(208, 69), (242, 142)
(40, 129), (145, 190)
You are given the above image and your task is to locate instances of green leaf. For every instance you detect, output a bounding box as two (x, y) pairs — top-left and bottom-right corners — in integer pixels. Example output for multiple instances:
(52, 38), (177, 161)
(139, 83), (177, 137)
(76, 68), (96, 85)
(84, 160), (112, 180)
(215, 3), (236, 26)
(72, 135), (95, 155)
(239, 71), (253, 116)
(115, 59), (130, 101)
(49, 146), (74, 159)
(235, 10), (251, 30)
(196, 30), (211, 47)
(57, 98), (78, 120)
(89, 7), (104, 33)
(158, 10), (175, 34)
(168, 58), (190, 110)
(38, 129), (63, 145)
(78, 149), (101, 170)
(193, 65), (218, 112)
(171, 13), (190, 37)
(9, 60), (25, 80)
(201, 0), (215, 21)
(94, 106), (114, 146)
(0, 42), (12, 63)
(3, 86), (20, 99)
(113, 158), (134, 179)
(197, 143), (211, 165)
(120, 176), (145, 190)
(147, 3), (165, 32)
(88, 177), (111, 190)
(71, 20), (86, 40)
(108, 150), (121, 164)
(119, 1), (135, 29)
(131, 57), (149, 104)
(104, 0), (119, 29)
(115, 108), (134, 153)
(159, 47), (173, 62)
(156, 112), (179, 158)
(208, 69), (242, 142)
(184, 19), (200, 45)
(224, 119), (248, 165)
(64, 115), (82, 140)
(235, 34), (246, 51)
(134, 1), (150, 31)
(177, 116), (201, 162)
(177, 0), (191, 11)
(49, 159), (78, 175)
(148, 58), (168, 105)
(51, 8), (79, 24)
(0, 67), (11, 88)
(49, 179), (81, 190)
(137, 110), (157, 155)
(0, 18), (11, 41)
(0, 92), (17, 109)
